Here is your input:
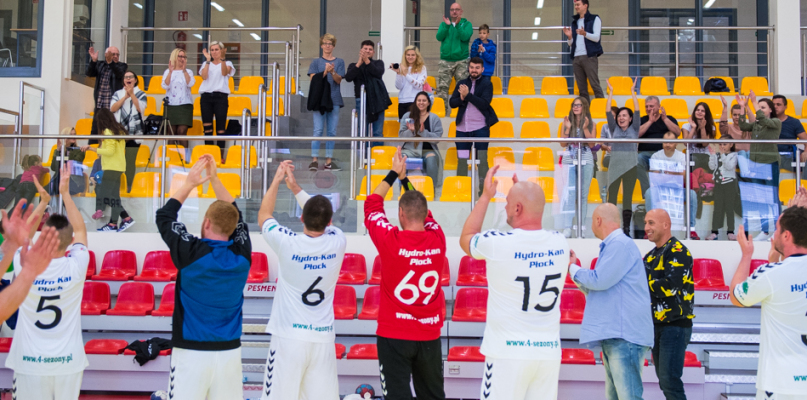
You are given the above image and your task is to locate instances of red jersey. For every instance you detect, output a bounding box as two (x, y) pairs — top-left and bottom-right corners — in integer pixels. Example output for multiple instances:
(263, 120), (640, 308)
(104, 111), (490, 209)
(364, 194), (446, 341)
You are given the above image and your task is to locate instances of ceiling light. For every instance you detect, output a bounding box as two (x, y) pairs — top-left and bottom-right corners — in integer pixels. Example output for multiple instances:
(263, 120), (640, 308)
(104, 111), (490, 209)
(193, 34), (203, 40)
(704, 0), (715, 8)
(536, 0), (544, 9)
(532, 32), (538, 40)
(232, 19), (244, 27)
(211, 2), (224, 11)
(250, 33), (261, 41)
(534, 17), (541, 26)
(688, 18), (695, 22)
(133, 2), (143, 9)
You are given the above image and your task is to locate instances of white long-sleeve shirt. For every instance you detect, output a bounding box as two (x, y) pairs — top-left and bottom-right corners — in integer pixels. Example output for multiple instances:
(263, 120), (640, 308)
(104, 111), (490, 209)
(394, 66), (428, 103)
(567, 16), (602, 58)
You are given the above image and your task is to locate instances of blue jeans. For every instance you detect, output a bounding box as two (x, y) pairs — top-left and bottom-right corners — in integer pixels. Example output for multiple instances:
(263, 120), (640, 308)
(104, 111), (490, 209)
(311, 105), (341, 159)
(644, 188), (697, 228)
(562, 154), (594, 228)
(652, 325), (692, 400)
(355, 99), (384, 148)
(601, 339), (649, 400)
(637, 151), (655, 196)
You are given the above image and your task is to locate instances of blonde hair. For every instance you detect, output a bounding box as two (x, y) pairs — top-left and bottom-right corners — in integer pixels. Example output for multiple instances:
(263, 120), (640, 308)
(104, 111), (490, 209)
(320, 33), (336, 46)
(400, 46), (425, 75)
(60, 127), (75, 136)
(209, 41), (225, 57)
(169, 48), (186, 67)
(204, 200), (239, 237)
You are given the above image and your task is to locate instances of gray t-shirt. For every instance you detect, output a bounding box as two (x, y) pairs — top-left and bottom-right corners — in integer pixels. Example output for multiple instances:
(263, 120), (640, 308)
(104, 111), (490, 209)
(308, 57), (345, 107)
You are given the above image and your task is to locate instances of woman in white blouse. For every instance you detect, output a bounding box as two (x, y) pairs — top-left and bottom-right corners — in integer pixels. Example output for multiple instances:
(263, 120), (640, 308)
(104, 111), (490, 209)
(161, 48), (196, 142)
(199, 41), (236, 154)
(391, 45), (427, 119)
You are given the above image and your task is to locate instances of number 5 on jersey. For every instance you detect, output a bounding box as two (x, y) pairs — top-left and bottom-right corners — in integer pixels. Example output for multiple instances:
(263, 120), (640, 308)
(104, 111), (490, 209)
(395, 270), (440, 305)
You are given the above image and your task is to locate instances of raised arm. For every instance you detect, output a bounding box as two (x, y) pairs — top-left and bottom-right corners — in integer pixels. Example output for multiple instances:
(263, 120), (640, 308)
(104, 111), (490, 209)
(0, 226), (58, 322)
(460, 165), (499, 255)
(373, 147), (407, 198)
(172, 158), (210, 204)
(729, 226), (754, 307)
(257, 161), (292, 226)
(202, 154), (234, 203)
(59, 163), (86, 246)
(26, 178), (51, 240)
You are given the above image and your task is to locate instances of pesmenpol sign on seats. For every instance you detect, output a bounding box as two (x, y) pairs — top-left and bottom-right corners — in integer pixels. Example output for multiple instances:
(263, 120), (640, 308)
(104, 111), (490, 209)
(244, 283), (277, 297)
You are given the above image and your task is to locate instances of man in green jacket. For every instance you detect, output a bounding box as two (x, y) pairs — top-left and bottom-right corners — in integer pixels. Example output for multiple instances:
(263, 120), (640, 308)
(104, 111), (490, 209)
(436, 2), (473, 116)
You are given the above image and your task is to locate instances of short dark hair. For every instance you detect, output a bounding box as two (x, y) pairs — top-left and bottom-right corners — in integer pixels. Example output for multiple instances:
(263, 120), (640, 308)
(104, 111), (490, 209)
(44, 214), (73, 252)
(360, 40), (374, 49)
(772, 94), (787, 107)
(302, 195), (334, 232)
(610, 106), (620, 115)
(399, 190), (428, 223)
(479, 24), (490, 32)
(617, 107), (634, 123)
(124, 70), (139, 84)
(575, 0), (589, 5)
(759, 98), (776, 119)
(779, 206), (807, 248)
(469, 57), (484, 67)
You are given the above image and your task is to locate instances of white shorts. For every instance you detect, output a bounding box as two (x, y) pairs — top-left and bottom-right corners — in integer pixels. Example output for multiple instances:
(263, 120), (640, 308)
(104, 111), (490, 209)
(261, 336), (339, 400)
(756, 390), (807, 400)
(13, 371), (83, 400)
(168, 347), (243, 400)
(480, 357), (560, 400)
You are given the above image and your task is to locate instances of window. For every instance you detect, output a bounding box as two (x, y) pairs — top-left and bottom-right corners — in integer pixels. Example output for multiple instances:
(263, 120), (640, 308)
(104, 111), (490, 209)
(71, 0), (109, 84)
(0, 0), (44, 77)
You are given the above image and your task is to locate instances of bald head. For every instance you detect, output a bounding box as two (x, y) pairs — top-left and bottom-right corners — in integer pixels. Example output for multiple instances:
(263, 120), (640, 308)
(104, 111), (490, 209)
(505, 180), (545, 229)
(645, 208), (672, 246)
(647, 209), (671, 226)
(592, 203), (621, 239)
(594, 203), (621, 225)
(105, 46), (120, 63)
(449, 2), (463, 20)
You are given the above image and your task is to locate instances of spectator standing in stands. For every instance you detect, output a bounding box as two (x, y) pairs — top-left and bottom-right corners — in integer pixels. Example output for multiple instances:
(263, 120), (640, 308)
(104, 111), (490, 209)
(111, 70), (147, 191)
(772, 95), (807, 177)
(643, 209), (695, 400)
(470, 24), (496, 78)
(156, 156), (252, 400)
(460, 165), (570, 400)
(719, 95), (751, 158)
(570, 203), (654, 400)
(436, 2), (472, 116)
(730, 217), (807, 400)
(86, 46), (127, 140)
(161, 48), (196, 146)
(345, 40), (388, 149)
(399, 91), (444, 187)
(682, 102), (716, 170)
(707, 138), (740, 241)
(563, 0), (604, 101)
(50, 127), (87, 196)
(451, 57), (498, 195)
(199, 42), (236, 155)
(364, 149), (446, 400)
(559, 96), (594, 238)
(308, 33), (345, 171)
(638, 96), (681, 196)
(736, 92), (781, 241)
(393, 45), (427, 119)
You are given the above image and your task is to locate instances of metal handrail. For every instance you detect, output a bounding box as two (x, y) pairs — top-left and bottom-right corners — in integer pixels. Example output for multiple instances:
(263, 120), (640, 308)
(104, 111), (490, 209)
(405, 26), (774, 31)
(240, 108), (252, 199)
(17, 81), (45, 177)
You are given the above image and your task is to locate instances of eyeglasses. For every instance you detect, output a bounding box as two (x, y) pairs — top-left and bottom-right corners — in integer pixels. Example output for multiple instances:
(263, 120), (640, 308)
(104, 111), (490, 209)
(572, 104), (583, 108)
(110, 53), (120, 56)
(322, 42), (334, 46)
(177, 55), (187, 59)
(124, 75), (136, 79)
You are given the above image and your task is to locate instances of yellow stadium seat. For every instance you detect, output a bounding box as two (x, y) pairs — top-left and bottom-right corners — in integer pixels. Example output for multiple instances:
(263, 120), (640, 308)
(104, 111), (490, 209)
(490, 121), (514, 138)
(227, 97), (253, 117)
(166, 173), (197, 199)
(383, 120), (399, 138)
(357, 175), (393, 201)
(492, 176), (514, 202)
(522, 147), (555, 171)
(607, 76), (633, 95)
(527, 176), (555, 202)
(623, 98), (646, 113)
(432, 98), (447, 118)
(521, 121), (551, 139)
(640, 77), (670, 96)
(149, 145), (186, 168)
(266, 76), (297, 95)
(600, 150), (608, 171)
(509, 76), (536, 95)
(779, 179), (807, 205)
(708, 76), (736, 95)
(573, 79), (595, 96)
(190, 144), (223, 165)
(400, 176), (435, 201)
(143, 96), (159, 117)
(444, 148), (457, 169)
(673, 77), (704, 96)
(802, 122), (807, 134)
(740, 77), (772, 96)
(82, 150), (98, 168)
(694, 98), (723, 119)
(125, 172), (161, 198)
(187, 120), (203, 136)
(555, 98), (574, 118)
(588, 178), (603, 203)
(42, 145), (56, 167)
(617, 180), (644, 203)
(385, 97), (399, 118)
(541, 77), (569, 95)
(229, 77), (235, 93)
(590, 99), (618, 119)
(134, 145), (149, 168)
(235, 76), (265, 95)
(557, 122), (564, 138)
(75, 118), (92, 136)
(137, 76), (145, 91)
(199, 173), (241, 198)
(256, 96), (285, 117)
(190, 76), (203, 94)
(660, 98), (689, 119)
(450, 106), (457, 118)
(193, 97), (202, 117)
(519, 98), (550, 118)
(221, 145), (258, 169)
(787, 101), (801, 118)
(369, 146), (396, 169)
(447, 121), (456, 138)
(426, 76), (436, 88)
(491, 76), (503, 95)
(596, 121), (607, 138)
(449, 77), (456, 95)
(145, 76), (166, 94)
(491, 98), (514, 118)
(487, 147), (515, 170)
(439, 176), (472, 202)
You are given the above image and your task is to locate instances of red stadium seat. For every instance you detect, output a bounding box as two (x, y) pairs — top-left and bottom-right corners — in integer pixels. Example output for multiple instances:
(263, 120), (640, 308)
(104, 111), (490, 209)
(106, 282), (155, 316)
(562, 348), (595, 365)
(456, 256), (487, 286)
(564, 258), (584, 289)
(560, 290), (586, 324)
(0, 338), (11, 352)
(347, 344), (378, 360)
(152, 283), (175, 317)
(333, 285), (357, 319)
(247, 252), (269, 283)
(357, 285), (380, 320)
(81, 282), (110, 315)
(684, 351), (702, 367)
(86, 250), (97, 280)
(335, 343), (346, 359)
(92, 250), (137, 281)
(440, 257), (450, 286)
(134, 251), (177, 282)
(452, 288), (488, 322)
(338, 253), (367, 285)
(693, 259), (729, 290)
(590, 258), (598, 269)
(448, 346), (485, 362)
(84, 339), (128, 355)
(124, 344), (171, 356)
(369, 256), (382, 285)
(749, 259), (768, 275)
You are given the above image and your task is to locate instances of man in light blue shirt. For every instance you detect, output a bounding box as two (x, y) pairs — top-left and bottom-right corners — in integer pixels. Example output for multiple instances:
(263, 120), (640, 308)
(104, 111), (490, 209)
(569, 203), (653, 400)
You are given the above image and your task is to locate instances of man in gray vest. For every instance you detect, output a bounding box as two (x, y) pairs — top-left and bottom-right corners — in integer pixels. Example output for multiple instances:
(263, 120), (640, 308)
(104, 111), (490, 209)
(563, 0), (604, 100)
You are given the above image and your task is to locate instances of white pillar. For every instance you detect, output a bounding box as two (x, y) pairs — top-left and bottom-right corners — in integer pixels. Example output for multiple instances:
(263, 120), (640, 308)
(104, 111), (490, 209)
(380, 0), (405, 94)
(108, 0), (130, 51)
(770, 0), (800, 95)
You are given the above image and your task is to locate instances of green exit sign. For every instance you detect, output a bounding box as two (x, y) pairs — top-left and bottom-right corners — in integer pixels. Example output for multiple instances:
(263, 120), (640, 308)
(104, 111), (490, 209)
(602, 29), (615, 36)
(369, 31), (380, 37)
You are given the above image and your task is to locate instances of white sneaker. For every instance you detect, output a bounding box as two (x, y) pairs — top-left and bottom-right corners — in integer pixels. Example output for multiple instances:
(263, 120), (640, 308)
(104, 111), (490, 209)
(754, 231), (773, 241)
(563, 228), (572, 238)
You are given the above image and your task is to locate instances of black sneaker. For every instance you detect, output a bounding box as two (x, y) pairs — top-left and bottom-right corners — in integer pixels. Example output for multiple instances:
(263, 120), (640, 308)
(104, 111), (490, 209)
(309, 161), (318, 171)
(324, 162), (340, 171)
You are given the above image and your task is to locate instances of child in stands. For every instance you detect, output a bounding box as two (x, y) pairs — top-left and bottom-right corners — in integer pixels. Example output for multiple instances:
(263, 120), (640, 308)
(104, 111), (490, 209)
(470, 24), (496, 77)
(706, 137), (739, 240)
(13, 154), (48, 213)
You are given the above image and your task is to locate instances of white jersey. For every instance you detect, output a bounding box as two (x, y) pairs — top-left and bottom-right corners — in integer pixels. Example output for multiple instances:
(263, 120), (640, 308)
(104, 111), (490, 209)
(733, 254), (807, 395)
(262, 218), (346, 343)
(470, 229), (570, 360)
(6, 243), (89, 375)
